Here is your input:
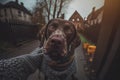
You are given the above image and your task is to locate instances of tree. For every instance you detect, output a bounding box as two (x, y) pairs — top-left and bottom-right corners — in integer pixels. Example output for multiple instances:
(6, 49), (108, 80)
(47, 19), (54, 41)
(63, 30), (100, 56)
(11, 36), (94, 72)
(57, 0), (64, 18)
(44, 0), (52, 21)
(53, 0), (57, 18)
(32, 0), (46, 25)
(35, 0), (73, 22)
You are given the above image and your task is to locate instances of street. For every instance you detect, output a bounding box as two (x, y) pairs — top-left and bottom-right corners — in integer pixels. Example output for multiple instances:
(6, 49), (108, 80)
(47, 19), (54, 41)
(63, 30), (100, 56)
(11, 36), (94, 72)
(0, 40), (40, 59)
(75, 44), (89, 80)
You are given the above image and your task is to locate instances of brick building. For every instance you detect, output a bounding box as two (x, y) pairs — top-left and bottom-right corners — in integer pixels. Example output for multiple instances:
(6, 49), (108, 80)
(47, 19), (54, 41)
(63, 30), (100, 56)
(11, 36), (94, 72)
(69, 10), (84, 31)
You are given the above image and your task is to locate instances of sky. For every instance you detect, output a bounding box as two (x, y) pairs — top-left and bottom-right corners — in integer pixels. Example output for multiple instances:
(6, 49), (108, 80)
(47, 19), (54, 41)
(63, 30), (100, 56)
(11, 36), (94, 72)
(0, 0), (104, 20)
(66, 0), (104, 19)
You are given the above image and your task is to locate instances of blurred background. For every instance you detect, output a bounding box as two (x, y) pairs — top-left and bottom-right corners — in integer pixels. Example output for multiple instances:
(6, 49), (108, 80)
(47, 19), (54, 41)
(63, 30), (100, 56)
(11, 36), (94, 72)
(0, 0), (120, 80)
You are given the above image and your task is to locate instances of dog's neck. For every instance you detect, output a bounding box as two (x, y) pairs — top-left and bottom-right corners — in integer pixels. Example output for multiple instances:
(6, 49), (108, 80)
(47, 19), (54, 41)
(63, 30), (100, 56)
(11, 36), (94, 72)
(44, 51), (75, 71)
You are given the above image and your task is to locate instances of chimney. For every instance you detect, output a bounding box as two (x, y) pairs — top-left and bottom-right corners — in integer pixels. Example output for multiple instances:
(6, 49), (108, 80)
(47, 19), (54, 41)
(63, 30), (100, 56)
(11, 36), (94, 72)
(21, 2), (24, 6)
(15, 0), (18, 3)
(61, 13), (64, 19)
(92, 7), (96, 12)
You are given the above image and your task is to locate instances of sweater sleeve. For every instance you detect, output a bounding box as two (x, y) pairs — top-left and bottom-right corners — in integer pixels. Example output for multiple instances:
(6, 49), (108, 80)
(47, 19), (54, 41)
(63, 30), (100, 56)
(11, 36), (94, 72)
(0, 47), (43, 80)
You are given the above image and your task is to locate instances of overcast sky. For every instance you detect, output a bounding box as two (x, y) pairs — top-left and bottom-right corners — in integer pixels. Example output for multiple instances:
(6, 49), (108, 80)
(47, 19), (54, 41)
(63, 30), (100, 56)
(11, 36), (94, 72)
(66, 0), (104, 19)
(0, 0), (104, 20)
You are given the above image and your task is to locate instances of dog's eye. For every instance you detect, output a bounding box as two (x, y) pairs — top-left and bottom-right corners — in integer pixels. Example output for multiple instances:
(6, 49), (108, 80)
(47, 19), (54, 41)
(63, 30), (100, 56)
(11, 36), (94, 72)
(64, 26), (72, 33)
(48, 25), (57, 31)
(52, 23), (58, 27)
(48, 23), (58, 30)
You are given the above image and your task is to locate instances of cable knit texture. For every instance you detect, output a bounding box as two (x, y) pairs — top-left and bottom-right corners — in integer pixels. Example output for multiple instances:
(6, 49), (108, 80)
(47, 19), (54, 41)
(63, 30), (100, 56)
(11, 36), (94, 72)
(0, 48), (76, 80)
(0, 48), (43, 80)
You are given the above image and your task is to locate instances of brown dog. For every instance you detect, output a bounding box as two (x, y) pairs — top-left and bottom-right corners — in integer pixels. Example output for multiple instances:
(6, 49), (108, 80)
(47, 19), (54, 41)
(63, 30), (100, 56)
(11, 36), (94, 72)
(38, 18), (81, 80)
(38, 19), (81, 53)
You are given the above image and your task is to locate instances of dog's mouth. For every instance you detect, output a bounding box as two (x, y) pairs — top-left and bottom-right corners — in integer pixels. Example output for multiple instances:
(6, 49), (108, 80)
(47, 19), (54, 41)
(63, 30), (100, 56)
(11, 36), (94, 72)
(44, 34), (67, 60)
(50, 35), (64, 47)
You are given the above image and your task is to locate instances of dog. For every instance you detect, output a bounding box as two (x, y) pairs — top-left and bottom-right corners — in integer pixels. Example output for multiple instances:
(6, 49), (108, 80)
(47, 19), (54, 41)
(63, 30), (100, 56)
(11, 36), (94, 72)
(38, 19), (81, 53)
(0, 19), (81, 80)
(37, 18), (81, 80)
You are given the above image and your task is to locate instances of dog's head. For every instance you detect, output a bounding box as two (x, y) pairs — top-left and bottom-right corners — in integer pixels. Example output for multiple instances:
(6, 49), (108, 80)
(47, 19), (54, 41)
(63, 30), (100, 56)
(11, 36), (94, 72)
(43, 19), (77, 61)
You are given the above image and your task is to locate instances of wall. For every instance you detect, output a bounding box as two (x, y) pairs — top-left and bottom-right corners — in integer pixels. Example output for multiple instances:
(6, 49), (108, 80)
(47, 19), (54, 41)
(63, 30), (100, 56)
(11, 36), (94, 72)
(0, 8), (31, 23)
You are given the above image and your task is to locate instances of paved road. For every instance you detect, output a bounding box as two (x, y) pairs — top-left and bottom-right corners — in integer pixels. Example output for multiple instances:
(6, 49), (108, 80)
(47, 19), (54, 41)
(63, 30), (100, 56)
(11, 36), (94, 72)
(75, 44), (89, 80)
(0, 40), (40, 59)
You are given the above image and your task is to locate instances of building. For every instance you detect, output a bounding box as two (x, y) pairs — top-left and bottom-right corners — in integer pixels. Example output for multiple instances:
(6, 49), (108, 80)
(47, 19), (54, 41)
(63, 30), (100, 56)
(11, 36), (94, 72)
(69, 10), (84, 31)
(0, 0), (32, 23)
(0, 0), (39, 45)
(86, 6), (104, 27)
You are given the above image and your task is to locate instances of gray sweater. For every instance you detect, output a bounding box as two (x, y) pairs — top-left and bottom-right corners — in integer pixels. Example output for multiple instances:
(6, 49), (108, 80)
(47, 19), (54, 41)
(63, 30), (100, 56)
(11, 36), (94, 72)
(0, 48), (76, 80)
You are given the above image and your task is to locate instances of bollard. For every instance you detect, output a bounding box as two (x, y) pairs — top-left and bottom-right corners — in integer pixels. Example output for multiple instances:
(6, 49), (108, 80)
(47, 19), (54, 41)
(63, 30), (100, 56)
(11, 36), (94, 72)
(87, 45), (96, 55)
(83, 42), (90, 50)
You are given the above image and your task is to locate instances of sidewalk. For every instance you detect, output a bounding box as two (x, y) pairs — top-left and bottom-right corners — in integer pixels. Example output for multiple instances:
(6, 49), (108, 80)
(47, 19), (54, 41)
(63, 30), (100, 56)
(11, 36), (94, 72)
(75, 44), (89, 80)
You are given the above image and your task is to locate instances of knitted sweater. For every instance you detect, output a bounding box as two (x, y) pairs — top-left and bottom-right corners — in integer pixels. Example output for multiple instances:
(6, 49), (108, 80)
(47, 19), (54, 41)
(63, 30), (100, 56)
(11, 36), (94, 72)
(0, 48), (76, 80)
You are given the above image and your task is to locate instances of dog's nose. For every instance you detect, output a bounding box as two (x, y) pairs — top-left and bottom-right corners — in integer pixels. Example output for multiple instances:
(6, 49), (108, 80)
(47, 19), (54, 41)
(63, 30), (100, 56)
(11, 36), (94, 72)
(51, 36), (62, 45)
(49, 29), (65, 45)
(54, 34), (62, 38)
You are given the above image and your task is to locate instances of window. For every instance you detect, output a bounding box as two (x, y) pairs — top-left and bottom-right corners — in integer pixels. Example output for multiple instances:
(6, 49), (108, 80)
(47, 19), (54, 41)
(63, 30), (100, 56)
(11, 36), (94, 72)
(77, 18), (80, 21)
(18, 10), (21, 17)
(24, 13), (26, 17)
(4, 8), (7, 16)
(72, 19), (75, 21)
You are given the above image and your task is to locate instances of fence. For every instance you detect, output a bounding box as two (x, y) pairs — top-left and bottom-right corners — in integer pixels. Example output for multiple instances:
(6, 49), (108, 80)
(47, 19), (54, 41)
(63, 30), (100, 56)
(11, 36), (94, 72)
(0, 22), (39, 45)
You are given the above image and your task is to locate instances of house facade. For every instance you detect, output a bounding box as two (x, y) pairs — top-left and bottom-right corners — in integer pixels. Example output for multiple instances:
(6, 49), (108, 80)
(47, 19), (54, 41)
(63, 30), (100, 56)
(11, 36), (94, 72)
(69, 10), (84, 31)
(86, 6), (104, 27)
(0, 0), (32, 23)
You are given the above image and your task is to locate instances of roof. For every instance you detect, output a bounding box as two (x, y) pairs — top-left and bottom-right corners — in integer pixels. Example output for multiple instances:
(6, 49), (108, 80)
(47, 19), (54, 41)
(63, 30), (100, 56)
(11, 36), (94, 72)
(2, 1), (32, 15)
(69, 10), (83, 21)
(87, 6), (104, 20)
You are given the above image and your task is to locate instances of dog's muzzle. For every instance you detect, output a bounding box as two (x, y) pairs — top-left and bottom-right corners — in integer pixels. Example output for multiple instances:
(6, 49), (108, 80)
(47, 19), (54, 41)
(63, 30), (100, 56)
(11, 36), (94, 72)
(44, 29), (67, 59)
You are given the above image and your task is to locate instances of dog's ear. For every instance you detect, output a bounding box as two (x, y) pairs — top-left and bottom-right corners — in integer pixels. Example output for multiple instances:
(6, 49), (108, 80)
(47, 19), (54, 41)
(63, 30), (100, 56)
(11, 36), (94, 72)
(44, 19), (55, 40)
(67, 22), (77, 46)
(70, 32), (81, 51)
(38, 19), (54, 47)
(37, 26), (46, 47)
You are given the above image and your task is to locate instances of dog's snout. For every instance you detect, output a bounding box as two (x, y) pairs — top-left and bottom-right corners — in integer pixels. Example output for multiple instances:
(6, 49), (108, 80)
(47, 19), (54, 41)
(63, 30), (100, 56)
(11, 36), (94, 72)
(51, 39), (62, 44)
(49, 29), (65, 44)
(51, 34), (63, 44)
(54, 34), (62, 38)
(54, 29), (63, 35)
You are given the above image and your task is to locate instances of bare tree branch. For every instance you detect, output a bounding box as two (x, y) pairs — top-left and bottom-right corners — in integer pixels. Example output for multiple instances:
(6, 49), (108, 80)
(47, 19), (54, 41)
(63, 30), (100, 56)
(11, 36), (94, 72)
(53, 0), (57, 18)
(33, 0), (73, 22)
(57, 0), (64, 18)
